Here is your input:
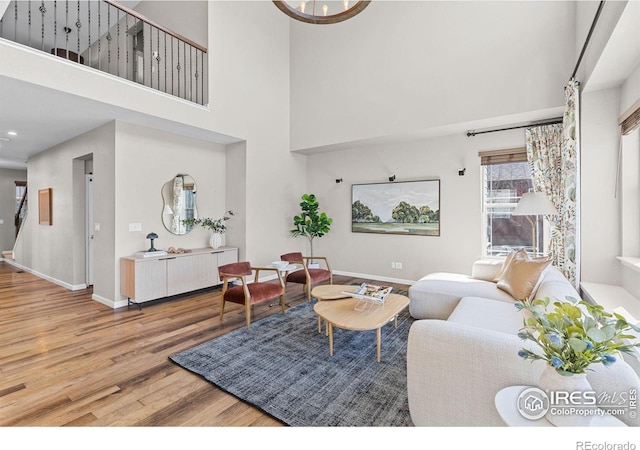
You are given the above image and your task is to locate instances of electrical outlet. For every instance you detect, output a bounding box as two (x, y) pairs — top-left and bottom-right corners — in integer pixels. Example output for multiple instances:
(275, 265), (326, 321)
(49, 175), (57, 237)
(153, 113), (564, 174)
(129, 223), (142, 232)
(391, 262), (396, 269)
(396, 262), (403, 270)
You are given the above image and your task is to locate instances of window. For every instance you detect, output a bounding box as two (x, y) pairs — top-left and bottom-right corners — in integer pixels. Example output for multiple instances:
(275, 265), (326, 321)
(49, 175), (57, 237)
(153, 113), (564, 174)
(480, 148), (542, 257)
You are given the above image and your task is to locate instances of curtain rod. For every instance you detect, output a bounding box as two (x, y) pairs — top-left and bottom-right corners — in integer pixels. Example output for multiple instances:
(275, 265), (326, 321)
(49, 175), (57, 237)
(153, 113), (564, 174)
(466, 117), (563, 137)
(571, 0), (605, 81)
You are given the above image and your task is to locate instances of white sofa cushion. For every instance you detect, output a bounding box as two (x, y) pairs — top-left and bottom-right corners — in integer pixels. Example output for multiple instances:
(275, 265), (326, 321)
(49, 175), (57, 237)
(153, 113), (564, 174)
(447, 296), (524, 334)
(408, 272), (516, 320)
(471, 259), (505, 281)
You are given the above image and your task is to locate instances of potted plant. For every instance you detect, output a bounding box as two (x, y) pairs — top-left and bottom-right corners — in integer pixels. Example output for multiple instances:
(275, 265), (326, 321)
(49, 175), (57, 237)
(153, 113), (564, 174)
(516, 296), (640, 425)
(182, 210), (234, 249)
(290, 194), (332, 265)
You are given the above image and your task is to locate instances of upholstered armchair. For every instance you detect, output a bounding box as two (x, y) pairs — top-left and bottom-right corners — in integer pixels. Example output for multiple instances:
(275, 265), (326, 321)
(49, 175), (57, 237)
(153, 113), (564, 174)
(218, 261), (286, 329)
(280, 252), (333, 302)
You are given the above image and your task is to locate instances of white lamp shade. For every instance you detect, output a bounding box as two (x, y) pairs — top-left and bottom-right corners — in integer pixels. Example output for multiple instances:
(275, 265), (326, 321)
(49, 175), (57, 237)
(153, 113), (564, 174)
(512, 192), (557, 216)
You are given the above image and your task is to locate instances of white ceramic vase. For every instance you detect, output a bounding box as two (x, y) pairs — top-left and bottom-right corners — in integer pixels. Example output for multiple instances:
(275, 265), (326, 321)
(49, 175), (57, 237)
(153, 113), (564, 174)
(210, 232), (222, 249)
(538, 364), (594, 426)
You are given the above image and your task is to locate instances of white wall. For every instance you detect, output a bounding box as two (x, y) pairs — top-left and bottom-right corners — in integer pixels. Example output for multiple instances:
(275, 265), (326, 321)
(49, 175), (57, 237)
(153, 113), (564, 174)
(134, 1), (208, 48)
(580, 88), (622, 285)
(14, 123), (115, 291)
(0, 168), (27, 253)
(209, 2), (307, 267)
(112, 121), (227, 304)
(290, 1), (576, 151)
(306, 128), (526, 282)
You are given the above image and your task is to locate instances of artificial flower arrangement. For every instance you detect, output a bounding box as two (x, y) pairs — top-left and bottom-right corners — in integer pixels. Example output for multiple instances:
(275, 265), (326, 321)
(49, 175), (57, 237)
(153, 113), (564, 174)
(182, 210), (234, 234)
(516, 296), (640, 375)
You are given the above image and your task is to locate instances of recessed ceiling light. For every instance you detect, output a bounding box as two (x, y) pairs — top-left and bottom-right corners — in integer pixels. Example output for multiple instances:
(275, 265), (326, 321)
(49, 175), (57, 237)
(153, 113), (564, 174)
(7, 131), (17, 136)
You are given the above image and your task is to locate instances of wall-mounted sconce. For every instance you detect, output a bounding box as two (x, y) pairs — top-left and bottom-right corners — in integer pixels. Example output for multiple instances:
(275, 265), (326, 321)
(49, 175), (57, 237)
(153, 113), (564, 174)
(336, 178), (343, 184)
(389, 175), (396, 182)
(458, 168), (466, 176)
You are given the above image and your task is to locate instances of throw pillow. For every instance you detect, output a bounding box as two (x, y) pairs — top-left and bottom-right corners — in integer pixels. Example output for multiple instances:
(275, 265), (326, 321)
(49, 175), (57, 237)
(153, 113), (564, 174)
(492, 248), (528, 282)
(496, 256), (552, 301)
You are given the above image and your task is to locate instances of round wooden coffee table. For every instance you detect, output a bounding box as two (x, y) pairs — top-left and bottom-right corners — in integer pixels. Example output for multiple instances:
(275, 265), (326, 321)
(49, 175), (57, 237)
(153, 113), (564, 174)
(313, 293), (410, 362)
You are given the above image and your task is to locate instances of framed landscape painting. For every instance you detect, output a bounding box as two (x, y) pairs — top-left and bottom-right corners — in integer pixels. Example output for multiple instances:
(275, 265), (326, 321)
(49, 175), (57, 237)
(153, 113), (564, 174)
(352, 179), (440, 236)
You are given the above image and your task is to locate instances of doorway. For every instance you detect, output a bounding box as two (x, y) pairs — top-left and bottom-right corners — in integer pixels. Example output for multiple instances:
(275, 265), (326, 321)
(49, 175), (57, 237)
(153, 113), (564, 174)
(85, 173), (94, 287)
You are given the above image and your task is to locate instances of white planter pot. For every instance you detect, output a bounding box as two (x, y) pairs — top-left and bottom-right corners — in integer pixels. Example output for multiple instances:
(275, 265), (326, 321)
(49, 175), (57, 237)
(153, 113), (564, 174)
(210, 233), (222, 249)
(538, 365), (594, 426)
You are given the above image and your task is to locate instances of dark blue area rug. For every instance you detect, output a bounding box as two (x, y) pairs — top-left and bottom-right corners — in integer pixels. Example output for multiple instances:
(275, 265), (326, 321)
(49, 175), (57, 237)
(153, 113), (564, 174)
(169, 299), (414, 427)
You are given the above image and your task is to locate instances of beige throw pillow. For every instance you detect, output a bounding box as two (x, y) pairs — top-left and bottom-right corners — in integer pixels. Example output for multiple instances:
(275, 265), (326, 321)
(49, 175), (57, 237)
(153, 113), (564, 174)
(496, 256), (552, 301)
(492, 248), (528, 282)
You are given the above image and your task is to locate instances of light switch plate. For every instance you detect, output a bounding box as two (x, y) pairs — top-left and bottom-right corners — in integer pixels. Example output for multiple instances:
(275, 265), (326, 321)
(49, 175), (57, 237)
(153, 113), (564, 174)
(129, 223), (142, 232)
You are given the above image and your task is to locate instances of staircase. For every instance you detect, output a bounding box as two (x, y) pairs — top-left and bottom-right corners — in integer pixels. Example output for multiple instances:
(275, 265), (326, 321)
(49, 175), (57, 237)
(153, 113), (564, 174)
(3, 184), (27, 261)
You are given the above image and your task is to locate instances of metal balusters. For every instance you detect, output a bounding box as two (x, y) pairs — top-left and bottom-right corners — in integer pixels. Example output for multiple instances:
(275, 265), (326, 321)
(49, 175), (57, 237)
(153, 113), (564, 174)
(183, 41), (186, 101)
(14, 1), (17, 42)
(171, 35), (174, 96)
(28, 1), (31, 48)
(156, 27), (160, 91)
(53, 1), (57, 56)
(106, 6), (110, 73)
(125, 13), (129, 82)
(64, 1), (68, 56)
(116, 8), (119, 77)
(98, 2), (101, 71)
(76, 1), (81, 63)
(0, 0), (207, 105)
(176, 38), (180, 98)
(39, 1), (45, 52)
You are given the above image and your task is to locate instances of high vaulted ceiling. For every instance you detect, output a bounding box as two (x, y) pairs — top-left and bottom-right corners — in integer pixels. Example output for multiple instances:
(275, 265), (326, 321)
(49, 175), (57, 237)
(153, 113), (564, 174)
(0, 1), (639, 171)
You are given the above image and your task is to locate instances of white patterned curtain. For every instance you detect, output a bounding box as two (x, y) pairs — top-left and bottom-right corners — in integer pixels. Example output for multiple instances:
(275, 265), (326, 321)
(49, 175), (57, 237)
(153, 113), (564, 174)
(525, 79), (580, 286)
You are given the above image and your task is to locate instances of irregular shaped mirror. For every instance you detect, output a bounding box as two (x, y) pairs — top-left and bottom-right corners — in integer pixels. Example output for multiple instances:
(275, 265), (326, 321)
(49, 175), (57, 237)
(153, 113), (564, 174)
(162, 174), (198, 235)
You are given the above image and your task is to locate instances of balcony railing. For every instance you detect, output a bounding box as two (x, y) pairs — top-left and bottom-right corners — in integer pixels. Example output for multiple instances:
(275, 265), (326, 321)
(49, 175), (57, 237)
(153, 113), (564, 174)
(0, 0), (208, 105)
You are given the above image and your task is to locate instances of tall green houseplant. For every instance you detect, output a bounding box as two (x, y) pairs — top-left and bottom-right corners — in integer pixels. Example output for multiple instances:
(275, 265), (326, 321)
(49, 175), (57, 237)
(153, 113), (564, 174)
(291, 193), (332, 260)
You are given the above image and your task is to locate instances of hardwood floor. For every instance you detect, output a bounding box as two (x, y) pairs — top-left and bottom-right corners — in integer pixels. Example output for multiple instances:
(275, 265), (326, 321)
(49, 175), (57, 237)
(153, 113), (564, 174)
(0, 261), (410, 427)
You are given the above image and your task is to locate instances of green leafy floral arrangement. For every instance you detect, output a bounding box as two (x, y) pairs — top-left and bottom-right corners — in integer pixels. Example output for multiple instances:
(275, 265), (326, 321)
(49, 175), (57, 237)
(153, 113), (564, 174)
(182, 210), (234, 234)
(516, 296), (640, 375)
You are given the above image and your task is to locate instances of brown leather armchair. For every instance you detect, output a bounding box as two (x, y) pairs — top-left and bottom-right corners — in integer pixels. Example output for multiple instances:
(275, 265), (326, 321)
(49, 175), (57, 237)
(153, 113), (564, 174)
(218, 261), (286, 329)
(280, 252), (333, 302)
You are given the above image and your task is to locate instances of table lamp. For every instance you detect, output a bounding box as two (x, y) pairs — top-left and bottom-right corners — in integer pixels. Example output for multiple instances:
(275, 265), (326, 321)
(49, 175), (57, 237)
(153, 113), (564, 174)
(146, 232), (159, 252)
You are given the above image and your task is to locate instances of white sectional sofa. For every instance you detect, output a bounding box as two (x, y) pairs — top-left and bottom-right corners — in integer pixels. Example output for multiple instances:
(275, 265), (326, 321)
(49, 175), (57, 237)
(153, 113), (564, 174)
(406, 259), (640, 427)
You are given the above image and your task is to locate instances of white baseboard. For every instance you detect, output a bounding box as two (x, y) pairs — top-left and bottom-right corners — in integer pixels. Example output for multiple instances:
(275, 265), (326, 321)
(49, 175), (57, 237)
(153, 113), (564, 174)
(92, 293), (124, 309)
(3, 259), (87, 291)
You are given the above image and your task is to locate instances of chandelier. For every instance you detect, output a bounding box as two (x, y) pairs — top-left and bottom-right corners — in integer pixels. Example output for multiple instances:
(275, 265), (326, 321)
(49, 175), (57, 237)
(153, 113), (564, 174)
(273, 1), (371, 24)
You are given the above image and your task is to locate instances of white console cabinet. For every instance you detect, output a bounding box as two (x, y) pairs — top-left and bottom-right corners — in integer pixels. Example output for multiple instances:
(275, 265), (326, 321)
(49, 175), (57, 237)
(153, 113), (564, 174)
(120, 246), (238, 307)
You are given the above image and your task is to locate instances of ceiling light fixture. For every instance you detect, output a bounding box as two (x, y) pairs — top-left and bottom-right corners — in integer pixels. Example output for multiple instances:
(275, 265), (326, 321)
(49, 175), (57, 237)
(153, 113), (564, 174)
(273, 0), (371, 24)
(7, 131), (17, 136)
